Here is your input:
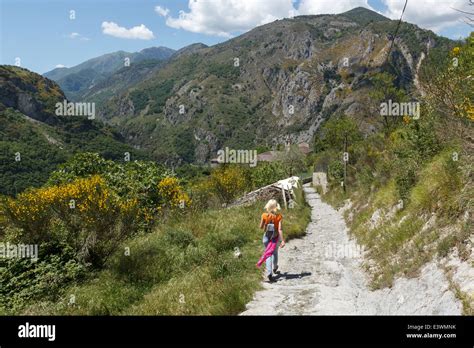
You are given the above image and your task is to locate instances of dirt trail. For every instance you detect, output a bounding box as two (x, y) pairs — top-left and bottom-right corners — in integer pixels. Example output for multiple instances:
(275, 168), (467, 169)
(241, 184), (462, 315)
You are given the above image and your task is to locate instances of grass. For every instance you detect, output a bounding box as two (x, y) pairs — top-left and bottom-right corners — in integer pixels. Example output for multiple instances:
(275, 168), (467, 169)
(318, 184), (349, 209)
(17, 196), (310, 315)
(409, 150), (463, 217)
(372, 180), (398, 209)
(363, 215), (429, 288)
(452, 282), (474, 316)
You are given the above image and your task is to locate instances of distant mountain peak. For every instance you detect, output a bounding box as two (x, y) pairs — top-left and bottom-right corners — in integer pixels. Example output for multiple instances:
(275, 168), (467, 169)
(341, 7), (390, 24)
(43, 46), (176, 101)
(174, 43), (209, 57)
(139, 46), (176, 55)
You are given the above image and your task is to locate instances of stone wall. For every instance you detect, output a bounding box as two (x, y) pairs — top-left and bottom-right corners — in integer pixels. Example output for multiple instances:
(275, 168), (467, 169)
(313, 172), (328, 194)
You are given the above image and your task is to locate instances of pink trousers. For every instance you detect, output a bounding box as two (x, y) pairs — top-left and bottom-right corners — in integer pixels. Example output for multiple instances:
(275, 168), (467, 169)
(256, 238), (278, 267)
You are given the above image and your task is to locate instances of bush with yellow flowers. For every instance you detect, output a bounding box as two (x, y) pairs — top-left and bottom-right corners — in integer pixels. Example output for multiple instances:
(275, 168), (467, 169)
(157, 177), (191, 213)
(209, 165), (251, 204)
(2, 175), (139, 267)
(45, 153), (194, 229)
(420, 35), (473, 124)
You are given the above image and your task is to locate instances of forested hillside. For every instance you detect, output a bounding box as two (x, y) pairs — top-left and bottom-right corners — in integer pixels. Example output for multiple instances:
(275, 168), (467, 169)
(0, 66), (148, 194)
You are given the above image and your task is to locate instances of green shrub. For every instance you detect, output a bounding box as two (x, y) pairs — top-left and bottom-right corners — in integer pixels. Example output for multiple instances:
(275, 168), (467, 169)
(163, 228), (196, 249)
(206, 63), (240, 79)
(0, 241), (85, 313)
(410, 151), (463, 216)
(328, 160), (344, 182)
(250, 162), (286, 188)
(130, 89), (149, 113)
(203, 228), (249, 253)
(147, 79), (175, 114)
(174, 128), (195, 163)
(394, 160), (417, 201)
(189, 178), (220, 211)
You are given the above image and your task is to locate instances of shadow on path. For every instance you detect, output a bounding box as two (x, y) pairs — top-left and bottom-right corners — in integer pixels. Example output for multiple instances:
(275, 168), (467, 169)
(274, 271), (312, 281)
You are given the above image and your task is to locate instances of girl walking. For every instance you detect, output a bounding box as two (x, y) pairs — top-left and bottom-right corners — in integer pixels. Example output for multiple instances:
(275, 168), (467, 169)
(257, 199), (286, 282)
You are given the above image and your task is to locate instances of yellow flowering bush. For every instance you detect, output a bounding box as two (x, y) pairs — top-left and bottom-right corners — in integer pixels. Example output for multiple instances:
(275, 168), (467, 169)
(468, 103), (474, 122)
(3, 175), (139, 266)
(209, 165), (250, 204)
(157, 177), (191, 211)
(456, 97), (474, 122)
(421, 35), (473, 124)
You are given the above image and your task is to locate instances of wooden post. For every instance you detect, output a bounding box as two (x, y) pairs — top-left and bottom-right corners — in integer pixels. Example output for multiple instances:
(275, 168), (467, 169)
(343, 134), (347, 193)
(281, 186), (288, 210)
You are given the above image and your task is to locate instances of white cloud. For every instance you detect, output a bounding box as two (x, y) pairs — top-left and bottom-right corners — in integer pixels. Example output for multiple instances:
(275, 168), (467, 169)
(55, 64), (66, 68)
(162, 0), (471, 37)
(163, 0), (373, 37)
(155, 5), (170, 17)
(298, 0), (374, 15)
(68, 32), (90, 41)
(381, 0), (471, 32)
(101, 21), (155, 40)
(165, 0), (296, 37)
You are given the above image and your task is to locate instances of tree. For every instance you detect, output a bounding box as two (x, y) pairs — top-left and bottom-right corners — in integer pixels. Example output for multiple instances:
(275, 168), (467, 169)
(174, 128), (195, 163)
(418, 33), (473, 144)
(319, 116), (362, 152)
(369, 72), (408, 132)
(277, 145), (307, 177)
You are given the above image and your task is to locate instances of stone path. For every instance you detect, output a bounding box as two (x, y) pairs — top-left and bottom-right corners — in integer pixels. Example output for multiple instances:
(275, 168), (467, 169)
(241, 184), (461, 315)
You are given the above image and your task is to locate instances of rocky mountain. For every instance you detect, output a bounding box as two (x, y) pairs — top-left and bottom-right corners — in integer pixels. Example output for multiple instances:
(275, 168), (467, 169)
(44, 46), (175, 101)
(89, 7), (450, 166)
(0, 65), (147, 195)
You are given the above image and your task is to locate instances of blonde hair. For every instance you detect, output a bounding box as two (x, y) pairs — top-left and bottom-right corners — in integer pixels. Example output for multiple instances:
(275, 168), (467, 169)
(264, 199), (281, 214)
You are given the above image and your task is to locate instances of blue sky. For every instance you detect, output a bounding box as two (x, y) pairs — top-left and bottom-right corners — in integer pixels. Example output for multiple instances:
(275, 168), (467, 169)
(1, 0), (471, 74)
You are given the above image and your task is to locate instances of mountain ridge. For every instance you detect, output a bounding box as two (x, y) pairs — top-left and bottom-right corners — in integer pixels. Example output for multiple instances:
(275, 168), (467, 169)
(36, 7), (453, 167)
(89, 7), (451, 165)
(43, 46), (176, 101)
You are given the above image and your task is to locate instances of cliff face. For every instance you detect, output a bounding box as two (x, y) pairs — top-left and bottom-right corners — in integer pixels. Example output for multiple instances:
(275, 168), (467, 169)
(0, 66), (65, 124)
(86, 8), (449, 165)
